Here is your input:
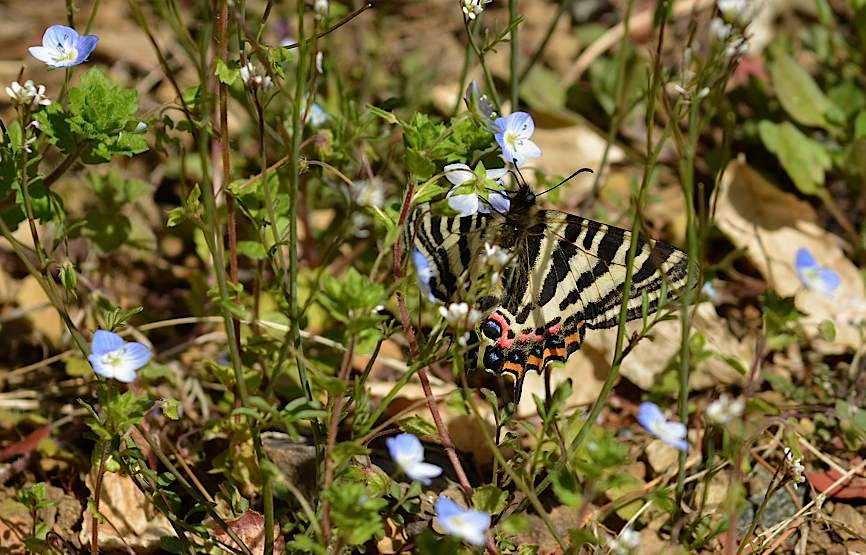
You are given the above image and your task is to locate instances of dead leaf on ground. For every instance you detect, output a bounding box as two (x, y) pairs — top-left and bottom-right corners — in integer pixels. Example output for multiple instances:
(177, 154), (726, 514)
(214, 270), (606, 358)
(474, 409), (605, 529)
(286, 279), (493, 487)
(714, 158), (866, 352)
(80, 471), (174, 553)
(213, 510), (285, 555)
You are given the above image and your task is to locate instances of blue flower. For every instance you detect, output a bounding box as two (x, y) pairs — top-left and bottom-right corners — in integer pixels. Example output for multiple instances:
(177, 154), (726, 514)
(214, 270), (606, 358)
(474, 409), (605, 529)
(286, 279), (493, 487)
(306, 103), (329, 127)
(386, 433), (442, 485)
(636, 402), (688, 452)
(29, 25), (98, 68)
(87, 330), (152, 383)
(435, 495), (490, 546)
(795, 248), (840, 298)
(412, 247), (437, 302)
(493, 112), (542, 167)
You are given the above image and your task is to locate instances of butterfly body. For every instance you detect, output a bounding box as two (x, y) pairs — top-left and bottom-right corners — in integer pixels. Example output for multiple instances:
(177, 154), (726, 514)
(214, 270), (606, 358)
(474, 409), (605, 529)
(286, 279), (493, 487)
(408, 185), (689, 401)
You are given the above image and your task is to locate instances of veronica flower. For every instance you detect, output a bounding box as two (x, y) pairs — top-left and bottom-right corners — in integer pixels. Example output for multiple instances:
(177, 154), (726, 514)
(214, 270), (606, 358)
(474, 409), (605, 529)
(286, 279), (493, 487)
(306, 103), (328, 127)
(88, 330), (152, 383)
(795, 248), (840, 298)
(386, 433), (442, 485)
(784, 447), (805, 488)
(435, 496), (490, 546)
(412, 247), (437, 302)
(29, 25), (98, 68)
(444, 163), (509, 217)
(636, 402), (688, 452)
(493, 112), (542, 167)
(607, 526), (641, 555)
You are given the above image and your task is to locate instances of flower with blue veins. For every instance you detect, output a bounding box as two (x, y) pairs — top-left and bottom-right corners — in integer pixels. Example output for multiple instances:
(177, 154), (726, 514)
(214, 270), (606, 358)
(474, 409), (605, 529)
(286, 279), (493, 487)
(493, 111), (542, 167)
(444, 162), (509, 217)
(306, 103), (329, 127)
(386, 433), (442, 485)
(435, 495), (490, 546)
(795, 247), (840, 298)
(636, 402), (688, 452)
(88, 330), (152, 383)
(29, 25), (98, 68)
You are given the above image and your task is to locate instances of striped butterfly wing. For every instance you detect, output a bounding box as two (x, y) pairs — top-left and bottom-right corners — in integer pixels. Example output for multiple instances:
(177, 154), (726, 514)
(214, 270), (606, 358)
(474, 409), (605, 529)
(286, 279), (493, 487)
(472, 211), (689, 400)
(407, 204), (497, 303)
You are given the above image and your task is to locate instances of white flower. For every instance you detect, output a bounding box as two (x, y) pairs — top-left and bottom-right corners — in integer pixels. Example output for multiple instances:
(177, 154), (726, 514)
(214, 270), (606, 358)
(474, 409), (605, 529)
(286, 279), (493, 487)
(439, 302), (470, 325)
(435, 495), (490, 546)
(444, 163), (509, 217)
(28, 25), (99, 68)
(134, 121), (148, 132)
(457, 332), (471, 347)
(607, 526), (641, 555)
(710, 17), (734, 40)
(784, 447), (805, 488)
(314, 0), (329, 17)
(718, 0), (753, 25)
(5, 80), (51, 108)
(87, 330), (152, 383)
(493, 111), (542, 167)
(315, 50), (324, 74)
(350, 177), (385, 208)
(481, 242), (510, 270)
(636, 402), (688, 452)
(462, 0), (487, 20)
(386, 433), (442, 485)
(706, 394), (744, 424)
(240, 62), (272, 90)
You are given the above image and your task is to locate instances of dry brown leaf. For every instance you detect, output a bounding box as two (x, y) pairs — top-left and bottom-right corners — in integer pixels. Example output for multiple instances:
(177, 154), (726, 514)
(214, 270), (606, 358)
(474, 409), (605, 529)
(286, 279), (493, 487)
(80, 471), (174, 553)
(645, 439), (679, 474)
(213, 510), (285, 555)
(532, 125), (625, 198)
(576, 302), (749, 392)
(714, 158), (866, 352)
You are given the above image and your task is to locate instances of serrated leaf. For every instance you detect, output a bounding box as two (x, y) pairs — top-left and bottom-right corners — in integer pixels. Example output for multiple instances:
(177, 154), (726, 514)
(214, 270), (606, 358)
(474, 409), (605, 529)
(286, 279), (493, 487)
(769, 53), (837, 131)
(215, 59), (240, 86)
(397, 415), (437, 437)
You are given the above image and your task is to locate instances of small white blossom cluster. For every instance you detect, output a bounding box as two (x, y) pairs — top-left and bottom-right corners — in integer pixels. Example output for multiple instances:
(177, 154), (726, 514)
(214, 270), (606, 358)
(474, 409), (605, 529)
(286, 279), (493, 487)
(607, 527), (641, 555)
(240, 62), (272, 90)
(710, 17), (749, 59)
(5, 80), (51, 108)
(706, 394), (744, 424)
(479, 242), (510, 285)
(718, 0), (754, 26)
(462, 0), (491, 20)
(784, 447), (806, 489)
(314, 0), (328, 17)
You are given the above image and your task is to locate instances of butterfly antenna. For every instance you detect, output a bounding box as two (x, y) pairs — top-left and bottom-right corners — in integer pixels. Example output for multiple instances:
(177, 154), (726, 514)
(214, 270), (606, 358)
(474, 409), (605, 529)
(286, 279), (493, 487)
(537, 167), (593, 197)
(512, 159), (530, 189)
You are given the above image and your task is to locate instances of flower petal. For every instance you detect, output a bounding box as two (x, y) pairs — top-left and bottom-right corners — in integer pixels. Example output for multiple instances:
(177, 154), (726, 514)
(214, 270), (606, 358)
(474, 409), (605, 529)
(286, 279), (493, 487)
(488, 191), (510, 214)
(506, 111), (534, 137)
(447, 192), (480, 217)
(122, 342), (153, 370)
(444, 163), (474, 186)
(405, 461), (442, 485)
(88, 353), (115, 380)
(28, 46), (56, 64)
(816, 267), (841, 296)
(795, 247), (817, 272)
(412, 247), (437, 302)
(91, 330), (124, 355)
(636, 402), (664, 431)
(435, 496), (462, 520)
(43, 25), (79, 48)
(486, 167), (508, 182)
(74, 35), (99, 63)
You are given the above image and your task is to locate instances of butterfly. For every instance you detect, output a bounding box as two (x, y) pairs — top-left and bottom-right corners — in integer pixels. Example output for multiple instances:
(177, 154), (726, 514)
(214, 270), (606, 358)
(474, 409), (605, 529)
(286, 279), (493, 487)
(406, 178), (690, 402)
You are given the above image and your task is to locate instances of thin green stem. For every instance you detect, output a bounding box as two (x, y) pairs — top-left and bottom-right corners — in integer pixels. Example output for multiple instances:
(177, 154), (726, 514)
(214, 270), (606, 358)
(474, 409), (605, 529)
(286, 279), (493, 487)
(518, 0), (568, 82)
(84, 0), (102, 34)
(464, 19), (502, 113)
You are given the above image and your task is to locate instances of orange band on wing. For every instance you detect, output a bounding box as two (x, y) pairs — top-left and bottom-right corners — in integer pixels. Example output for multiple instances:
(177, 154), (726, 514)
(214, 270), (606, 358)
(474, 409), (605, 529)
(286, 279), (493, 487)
(502, 361), (524, 377)
(543, 347), (565, 360)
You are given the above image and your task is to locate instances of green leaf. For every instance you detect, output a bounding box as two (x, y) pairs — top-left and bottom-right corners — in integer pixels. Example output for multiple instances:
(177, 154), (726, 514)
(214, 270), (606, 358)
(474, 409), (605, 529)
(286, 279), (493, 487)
(215, 59), (240, 86)
(769, 53), (837, 131)
(397, 416), (437, 438)
(758, 121), (830, 195)
(472, 484), (508, 515)
(550, 468), (582, 507)
(520, 66), (566, 113)
(80, 212), (132, 254)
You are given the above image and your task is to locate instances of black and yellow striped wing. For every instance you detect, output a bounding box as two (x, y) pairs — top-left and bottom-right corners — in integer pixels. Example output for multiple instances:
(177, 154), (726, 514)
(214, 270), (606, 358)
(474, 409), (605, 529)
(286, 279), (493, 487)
(409, 204), (689, 401)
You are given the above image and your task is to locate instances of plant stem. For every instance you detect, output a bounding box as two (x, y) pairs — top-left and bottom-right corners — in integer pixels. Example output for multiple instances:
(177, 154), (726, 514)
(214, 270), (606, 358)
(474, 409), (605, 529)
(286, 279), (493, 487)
(518, 0), (569, 82)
